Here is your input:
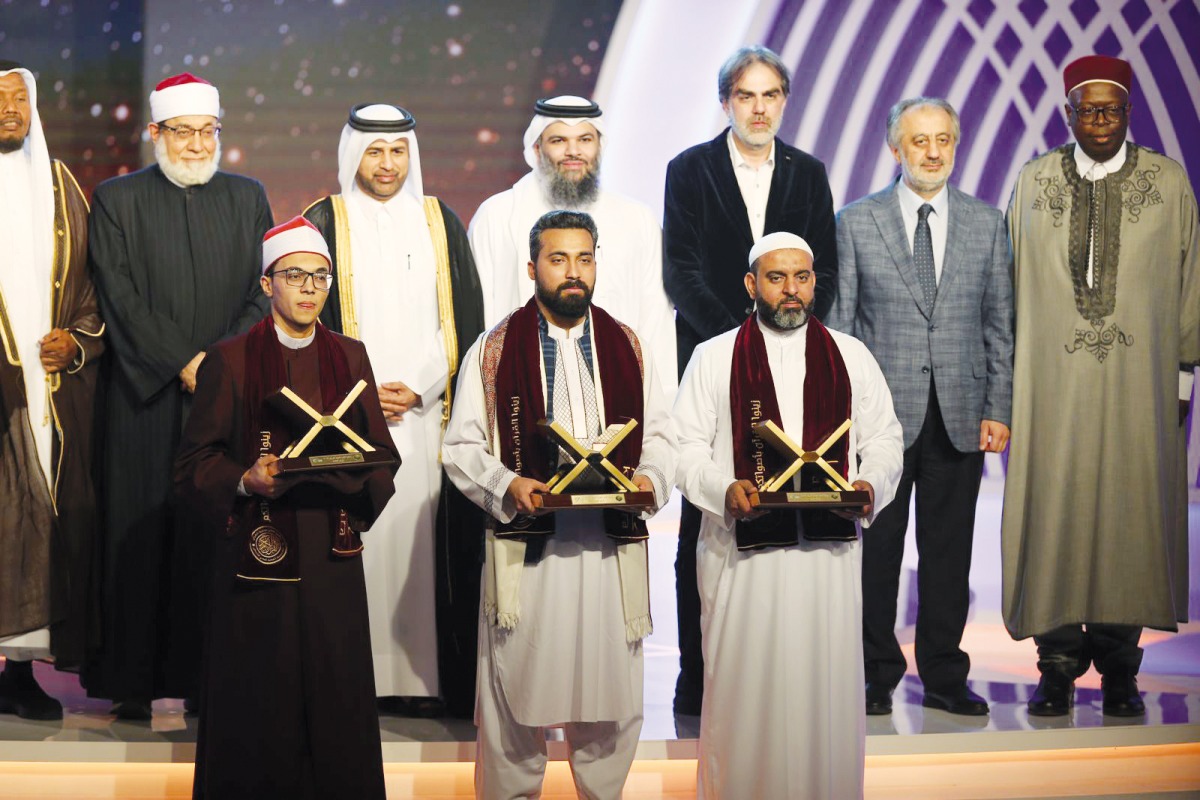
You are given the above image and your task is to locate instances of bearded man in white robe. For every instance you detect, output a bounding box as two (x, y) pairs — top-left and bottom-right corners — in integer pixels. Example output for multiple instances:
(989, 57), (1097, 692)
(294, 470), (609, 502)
(444, 210), (677, 799)
(674, 232), (903, 799)
(468, 96), (676, 394)
(303, 103), (484, 715)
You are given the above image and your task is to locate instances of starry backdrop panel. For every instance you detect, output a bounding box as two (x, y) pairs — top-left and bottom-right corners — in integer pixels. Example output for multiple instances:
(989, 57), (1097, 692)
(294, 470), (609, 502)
(2, 0), (619, 221)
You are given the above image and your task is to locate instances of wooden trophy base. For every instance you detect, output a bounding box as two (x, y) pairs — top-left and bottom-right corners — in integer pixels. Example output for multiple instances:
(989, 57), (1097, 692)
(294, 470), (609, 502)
(749, 489), (870, 510)
(275, 450), (398, 476)
(533, 491), (656, 511)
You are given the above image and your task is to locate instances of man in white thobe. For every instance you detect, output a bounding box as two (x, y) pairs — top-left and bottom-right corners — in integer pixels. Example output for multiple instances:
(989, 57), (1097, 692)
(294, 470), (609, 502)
(303, 103), (484, 710)
(674, 232), (903, 799)
(444, 210), (677, 799)
(468, 96), (676, 393)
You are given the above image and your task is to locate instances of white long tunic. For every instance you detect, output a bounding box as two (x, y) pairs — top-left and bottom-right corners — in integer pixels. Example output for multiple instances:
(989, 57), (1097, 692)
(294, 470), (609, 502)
(468, 173), (678, 394)
(443, 318), (677, 725)
(347, 187), (445, 697)
(673, 320), (903, 800)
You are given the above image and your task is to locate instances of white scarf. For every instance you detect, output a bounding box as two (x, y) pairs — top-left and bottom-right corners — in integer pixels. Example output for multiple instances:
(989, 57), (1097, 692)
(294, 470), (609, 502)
(0, 67), (55, 484)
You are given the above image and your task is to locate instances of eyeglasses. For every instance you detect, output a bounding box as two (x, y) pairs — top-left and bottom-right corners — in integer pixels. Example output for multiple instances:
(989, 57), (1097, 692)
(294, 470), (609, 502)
(267, 267), (334, 292)
(1070, 104), (1129, 123)
(157, 123), (222, 142)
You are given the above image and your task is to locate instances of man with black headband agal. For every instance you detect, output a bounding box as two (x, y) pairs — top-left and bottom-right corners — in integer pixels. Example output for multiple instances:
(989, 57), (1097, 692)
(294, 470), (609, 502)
(673, 232), (902, 799)
(175, 215), (398, 800)
(1003, 54), (1199, 718)
(443, 210), (676, 799)
(303, 103), (484, 718)
(0, 60), (104, 720)
(469, 96), (676, 395)
(87, 72), (273, 719)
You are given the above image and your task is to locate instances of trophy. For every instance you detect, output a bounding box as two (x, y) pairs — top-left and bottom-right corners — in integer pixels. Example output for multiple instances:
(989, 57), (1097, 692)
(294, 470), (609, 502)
(748, 419), (870, 509)
(530, 419), (655, 511)
(265, 379), (398, 475)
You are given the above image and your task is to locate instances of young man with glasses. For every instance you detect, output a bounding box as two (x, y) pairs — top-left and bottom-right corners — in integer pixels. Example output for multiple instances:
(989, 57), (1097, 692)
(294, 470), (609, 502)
(176, 216), (398, 799)
(1002, 54), (1199, 718)
(87, 72), (274, 719)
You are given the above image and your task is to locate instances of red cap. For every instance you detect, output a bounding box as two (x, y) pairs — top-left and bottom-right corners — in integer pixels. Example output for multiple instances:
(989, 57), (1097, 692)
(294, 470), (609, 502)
(1063, 55), (1132, 97)
(261, 216), (332, 274)
(153, 72), (213, 92)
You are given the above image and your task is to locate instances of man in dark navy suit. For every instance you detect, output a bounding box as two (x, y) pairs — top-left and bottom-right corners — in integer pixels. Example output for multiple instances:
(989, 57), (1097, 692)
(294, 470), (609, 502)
(663, 45), (837, 715)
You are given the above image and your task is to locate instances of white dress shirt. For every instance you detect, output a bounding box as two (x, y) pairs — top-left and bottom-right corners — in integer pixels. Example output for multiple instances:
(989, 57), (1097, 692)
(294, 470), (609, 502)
(727, 130), (775, 241)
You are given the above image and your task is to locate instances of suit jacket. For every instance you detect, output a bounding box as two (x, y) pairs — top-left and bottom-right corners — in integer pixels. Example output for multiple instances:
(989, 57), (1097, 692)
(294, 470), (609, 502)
(663, 130), (837, 375)
(827, 180), (1014, 452)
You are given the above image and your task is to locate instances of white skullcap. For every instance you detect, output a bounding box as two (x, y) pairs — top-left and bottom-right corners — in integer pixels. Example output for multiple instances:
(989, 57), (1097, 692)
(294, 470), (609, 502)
(149, 73), (220, 123)
(747, 231), (814, 269)
(522, 95), (605, 169)
(262, 216), (332, 274)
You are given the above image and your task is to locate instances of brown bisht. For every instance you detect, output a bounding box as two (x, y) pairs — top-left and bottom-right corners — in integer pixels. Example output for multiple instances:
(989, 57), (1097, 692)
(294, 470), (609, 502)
(0, 160), (104, 668)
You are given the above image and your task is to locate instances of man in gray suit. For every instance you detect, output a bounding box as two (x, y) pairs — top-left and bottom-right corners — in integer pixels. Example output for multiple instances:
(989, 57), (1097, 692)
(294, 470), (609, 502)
(827, 97), (1013, 717)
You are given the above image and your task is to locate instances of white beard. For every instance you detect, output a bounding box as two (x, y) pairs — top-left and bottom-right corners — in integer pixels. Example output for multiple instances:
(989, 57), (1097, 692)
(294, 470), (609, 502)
(154, 137), (220, 187)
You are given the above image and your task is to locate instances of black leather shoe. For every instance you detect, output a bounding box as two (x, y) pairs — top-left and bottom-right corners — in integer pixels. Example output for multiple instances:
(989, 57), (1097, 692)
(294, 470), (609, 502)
(673, 673), (703, 717)
(1101, 675), (1146, 717)
(865, 683), (893, 716)
(922, 685), (989, 716)
(112, 699), (153, 721)
(0, 669), (64, 721)
(1027, 672), (1074, 717)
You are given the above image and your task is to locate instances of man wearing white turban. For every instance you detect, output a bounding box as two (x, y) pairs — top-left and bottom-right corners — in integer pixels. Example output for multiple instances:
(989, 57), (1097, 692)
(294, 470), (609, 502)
(87, 72), (273, 719)
(469, 96), (676, 395)
(673, 232), (902, 799)
(303, 103), (484, 716)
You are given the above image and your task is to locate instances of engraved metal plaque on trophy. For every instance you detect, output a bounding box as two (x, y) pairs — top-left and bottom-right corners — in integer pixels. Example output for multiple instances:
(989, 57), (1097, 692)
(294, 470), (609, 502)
(266, 379), (398, 475)
(530, 419), (655, 511)
(748, 419), (870, 509)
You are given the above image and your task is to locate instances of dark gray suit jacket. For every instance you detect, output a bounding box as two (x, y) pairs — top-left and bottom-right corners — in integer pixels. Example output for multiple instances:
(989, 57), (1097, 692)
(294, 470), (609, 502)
(827, 181), (1014, 452)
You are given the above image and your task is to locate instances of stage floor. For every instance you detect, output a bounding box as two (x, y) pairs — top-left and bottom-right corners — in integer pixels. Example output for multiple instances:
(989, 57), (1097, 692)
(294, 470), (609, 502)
(2, 471), (1198, 798)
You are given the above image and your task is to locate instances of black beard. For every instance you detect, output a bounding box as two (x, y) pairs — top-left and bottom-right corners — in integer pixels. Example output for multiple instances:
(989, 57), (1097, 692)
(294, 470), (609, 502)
(757, 297), (813, 330)
(536, 279), (593, 319)
(0, 135), (25, 154)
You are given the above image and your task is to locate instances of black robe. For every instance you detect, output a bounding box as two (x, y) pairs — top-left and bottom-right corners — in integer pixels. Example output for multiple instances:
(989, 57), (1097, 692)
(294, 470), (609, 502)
(174, 327), (398, 800)
(662, 129), (838, 375)
(85, 165), (273, 700)
(304, 195), (486, 717)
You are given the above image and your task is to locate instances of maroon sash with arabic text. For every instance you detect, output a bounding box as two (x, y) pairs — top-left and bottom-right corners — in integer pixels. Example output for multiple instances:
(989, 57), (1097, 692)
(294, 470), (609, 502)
(729, 315), (855, 549)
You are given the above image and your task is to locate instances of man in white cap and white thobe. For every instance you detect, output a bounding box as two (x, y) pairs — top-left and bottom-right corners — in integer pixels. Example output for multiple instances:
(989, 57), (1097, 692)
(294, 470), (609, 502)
(469, 96), (676, 393)
(303, 103), (484, 716)
(444, 210), (677, 799)
(88, 72), (273, 718)
(673, 231), (903, 799)
(0, 60), (104, 720)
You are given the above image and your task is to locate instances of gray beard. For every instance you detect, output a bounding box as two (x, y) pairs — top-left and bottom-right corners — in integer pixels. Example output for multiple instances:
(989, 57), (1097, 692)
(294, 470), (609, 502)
(154, 138), (220, 187)
(537, 160), (600, 209)
(758, 299), (812, 330)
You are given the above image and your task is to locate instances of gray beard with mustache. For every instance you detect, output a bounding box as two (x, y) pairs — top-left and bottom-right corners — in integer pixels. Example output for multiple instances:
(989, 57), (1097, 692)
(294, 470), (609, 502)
(537, 152), (600, 209)
(757, 296), (813, 330)
(154, 137), (220, 187)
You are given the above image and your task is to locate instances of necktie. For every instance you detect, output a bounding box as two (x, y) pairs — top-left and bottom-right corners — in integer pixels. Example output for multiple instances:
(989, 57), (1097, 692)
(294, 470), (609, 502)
(914, 203), (936, 308)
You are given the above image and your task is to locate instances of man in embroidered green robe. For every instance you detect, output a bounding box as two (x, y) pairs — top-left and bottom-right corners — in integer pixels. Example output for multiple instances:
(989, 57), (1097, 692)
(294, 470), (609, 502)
(1003, 55), (1199, 718)
(0, 62), (104, 718)
(304, 103), (484, 717)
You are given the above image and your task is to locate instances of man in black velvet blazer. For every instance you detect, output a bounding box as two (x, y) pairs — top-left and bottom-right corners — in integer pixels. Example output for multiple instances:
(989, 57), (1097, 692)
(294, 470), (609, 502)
(663, 45), (837, 716)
